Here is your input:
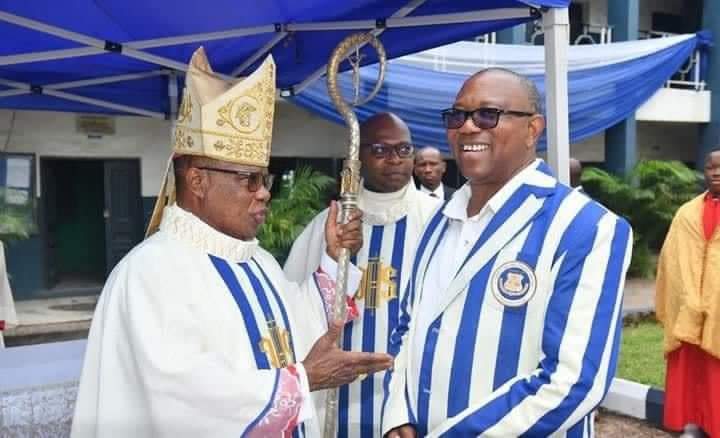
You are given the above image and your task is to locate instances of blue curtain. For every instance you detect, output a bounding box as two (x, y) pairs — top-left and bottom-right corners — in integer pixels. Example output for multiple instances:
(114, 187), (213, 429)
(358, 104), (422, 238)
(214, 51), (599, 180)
(291, 34), (706, 152)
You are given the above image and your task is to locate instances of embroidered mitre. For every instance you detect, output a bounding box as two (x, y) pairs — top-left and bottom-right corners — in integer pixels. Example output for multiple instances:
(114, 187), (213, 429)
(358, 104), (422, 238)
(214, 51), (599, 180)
(145, 47), (276, 237)
(173, 47), (275, 167)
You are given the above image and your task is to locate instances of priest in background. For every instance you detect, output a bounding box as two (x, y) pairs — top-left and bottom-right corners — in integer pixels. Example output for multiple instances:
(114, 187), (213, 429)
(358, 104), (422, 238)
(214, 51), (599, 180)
(285, 112), (440, 437)
(71, 48), (392, 438)
(657, 148), (720, 438)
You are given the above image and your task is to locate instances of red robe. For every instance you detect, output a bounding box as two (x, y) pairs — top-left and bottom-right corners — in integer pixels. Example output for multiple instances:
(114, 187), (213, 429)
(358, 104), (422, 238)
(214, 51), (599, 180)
(663, 194), (720, 435)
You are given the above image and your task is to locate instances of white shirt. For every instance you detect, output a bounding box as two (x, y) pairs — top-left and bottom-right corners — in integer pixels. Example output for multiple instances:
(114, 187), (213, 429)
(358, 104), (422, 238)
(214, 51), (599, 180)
(412, 161), (539, 368)
(420, 184), (444, 200)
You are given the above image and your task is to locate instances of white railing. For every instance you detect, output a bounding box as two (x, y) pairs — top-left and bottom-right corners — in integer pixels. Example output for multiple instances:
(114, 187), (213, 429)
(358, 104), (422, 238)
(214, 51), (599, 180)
(474, 32), (497, 44)
(529, 22), (613, 46)
(640, 30), (706, 91)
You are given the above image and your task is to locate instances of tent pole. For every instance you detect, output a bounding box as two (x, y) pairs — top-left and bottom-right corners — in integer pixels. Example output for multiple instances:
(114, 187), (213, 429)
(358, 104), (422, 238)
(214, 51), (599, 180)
(0, 24), (276, 67)
(0, 90), (29, 98)
(232, 32), (288, 76)
(168, 72), (179, 142)
(543, 7), (570, 185)
(44, 89), (165, 118)
(47, 70), (170, 90)
(0, 11), (226, 78)
(293, 0), (428, 95)
(0, 75), (164, 117)
(0, 47), (104, 66)
(286, 8), (532, 32)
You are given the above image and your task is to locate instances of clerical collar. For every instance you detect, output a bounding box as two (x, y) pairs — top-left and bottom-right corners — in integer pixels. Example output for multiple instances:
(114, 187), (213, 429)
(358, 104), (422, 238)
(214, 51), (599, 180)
(159, 204), (258, 262)
(358, 181), (416, 225)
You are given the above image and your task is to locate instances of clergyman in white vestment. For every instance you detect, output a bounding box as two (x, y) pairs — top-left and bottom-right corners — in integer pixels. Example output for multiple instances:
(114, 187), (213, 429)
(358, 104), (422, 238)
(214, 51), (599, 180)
(383, 69), (633, 438)
(285, 113), (439, 437)
(71, 48), (392, 438)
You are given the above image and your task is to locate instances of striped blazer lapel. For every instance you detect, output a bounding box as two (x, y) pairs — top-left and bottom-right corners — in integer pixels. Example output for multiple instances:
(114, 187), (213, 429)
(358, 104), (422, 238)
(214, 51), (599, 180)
(431, 168), (558, 321)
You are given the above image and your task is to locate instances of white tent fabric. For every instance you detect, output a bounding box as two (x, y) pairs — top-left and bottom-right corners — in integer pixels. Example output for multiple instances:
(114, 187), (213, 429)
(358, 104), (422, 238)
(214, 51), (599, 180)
(398, 34), (695, 75)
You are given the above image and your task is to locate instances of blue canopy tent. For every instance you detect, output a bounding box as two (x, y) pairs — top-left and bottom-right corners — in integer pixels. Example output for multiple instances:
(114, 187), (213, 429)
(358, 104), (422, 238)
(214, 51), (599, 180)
(0, 0), (572, 180)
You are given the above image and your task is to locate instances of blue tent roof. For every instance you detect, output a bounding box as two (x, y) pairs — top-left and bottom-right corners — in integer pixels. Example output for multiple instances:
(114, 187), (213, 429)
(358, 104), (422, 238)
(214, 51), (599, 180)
(0, 1), (569, 117)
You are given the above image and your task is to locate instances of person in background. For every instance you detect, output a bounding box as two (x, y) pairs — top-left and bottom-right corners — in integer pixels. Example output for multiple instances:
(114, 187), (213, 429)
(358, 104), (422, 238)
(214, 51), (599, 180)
(656, 148), (720, 438)
(285, 112), (440, 437)
(414, 146), (456, 200)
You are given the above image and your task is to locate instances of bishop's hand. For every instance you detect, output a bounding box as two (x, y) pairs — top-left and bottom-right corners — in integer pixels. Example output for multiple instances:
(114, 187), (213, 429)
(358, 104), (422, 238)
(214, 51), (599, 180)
(302, 320), (393, 391)
(325, 200), (363, 261)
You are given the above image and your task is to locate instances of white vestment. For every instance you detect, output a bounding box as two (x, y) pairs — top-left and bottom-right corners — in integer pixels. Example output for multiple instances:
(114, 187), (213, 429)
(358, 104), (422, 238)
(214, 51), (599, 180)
(72, 205), (359, 438)
(285, 182), (439, 437)
(0, 241), (18, 348)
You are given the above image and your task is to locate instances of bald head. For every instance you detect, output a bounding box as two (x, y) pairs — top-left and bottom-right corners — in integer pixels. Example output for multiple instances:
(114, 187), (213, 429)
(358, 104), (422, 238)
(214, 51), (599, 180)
(359, 112), (414, 193)
(415, 146), (443, 162)
(465, 68), (542, 115)
(360, 112), (411, 144)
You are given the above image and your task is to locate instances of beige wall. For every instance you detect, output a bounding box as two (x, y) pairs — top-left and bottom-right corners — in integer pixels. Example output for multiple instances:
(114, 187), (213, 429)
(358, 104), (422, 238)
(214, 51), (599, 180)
(569, 122), (698, 164)
(0, 101), (348, 197)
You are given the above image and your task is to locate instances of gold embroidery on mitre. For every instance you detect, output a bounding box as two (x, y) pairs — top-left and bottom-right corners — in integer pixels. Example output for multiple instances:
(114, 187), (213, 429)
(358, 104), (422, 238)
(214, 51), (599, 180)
(171, 47), (275, 167)
(358, 257), (397, 309)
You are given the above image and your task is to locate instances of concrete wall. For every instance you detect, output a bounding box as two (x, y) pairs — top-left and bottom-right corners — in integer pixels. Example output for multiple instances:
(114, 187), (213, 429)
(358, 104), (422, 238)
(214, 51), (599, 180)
(570, 122), (697, 164)
(0, 102), (347, 198)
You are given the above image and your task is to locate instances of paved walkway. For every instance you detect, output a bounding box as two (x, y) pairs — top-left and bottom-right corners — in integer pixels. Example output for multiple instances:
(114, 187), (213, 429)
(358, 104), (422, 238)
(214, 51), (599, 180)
(4, 277), (658, 345)
(623, 278), (656, 315)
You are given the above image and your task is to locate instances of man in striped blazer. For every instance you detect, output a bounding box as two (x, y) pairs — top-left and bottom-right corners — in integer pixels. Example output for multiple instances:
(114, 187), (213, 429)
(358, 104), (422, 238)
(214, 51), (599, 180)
(383, 68), (633, 438)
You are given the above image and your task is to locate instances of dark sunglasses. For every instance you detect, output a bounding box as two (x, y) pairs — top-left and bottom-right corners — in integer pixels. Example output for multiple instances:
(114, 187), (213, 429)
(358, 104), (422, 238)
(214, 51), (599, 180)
(196, 167), (275, 192)
(361, 143), (415, 159)
(441, 107), (536, 130)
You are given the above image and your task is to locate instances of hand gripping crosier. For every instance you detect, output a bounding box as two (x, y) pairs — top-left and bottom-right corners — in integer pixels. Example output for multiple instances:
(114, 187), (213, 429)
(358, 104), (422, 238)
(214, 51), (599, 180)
(323, 32), (387, 438)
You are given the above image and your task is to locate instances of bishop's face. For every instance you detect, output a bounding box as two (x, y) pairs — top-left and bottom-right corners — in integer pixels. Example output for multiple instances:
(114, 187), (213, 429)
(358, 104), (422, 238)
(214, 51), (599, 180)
(199, 163), (272, 241)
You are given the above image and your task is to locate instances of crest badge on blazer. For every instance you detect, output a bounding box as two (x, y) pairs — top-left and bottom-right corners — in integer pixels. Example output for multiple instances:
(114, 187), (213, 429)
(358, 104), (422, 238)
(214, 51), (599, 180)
(491, 260), (537, 307)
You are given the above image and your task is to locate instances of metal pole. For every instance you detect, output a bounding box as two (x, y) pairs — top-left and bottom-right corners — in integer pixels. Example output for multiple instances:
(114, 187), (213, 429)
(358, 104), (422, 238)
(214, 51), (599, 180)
(543, 7), (570, 185)
(323, 33), (386, 438)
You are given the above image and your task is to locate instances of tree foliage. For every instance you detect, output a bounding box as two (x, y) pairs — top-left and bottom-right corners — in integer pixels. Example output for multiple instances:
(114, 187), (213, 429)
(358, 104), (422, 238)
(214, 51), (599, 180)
(582, 160), (702, 277)
(257, 167), (335, 264)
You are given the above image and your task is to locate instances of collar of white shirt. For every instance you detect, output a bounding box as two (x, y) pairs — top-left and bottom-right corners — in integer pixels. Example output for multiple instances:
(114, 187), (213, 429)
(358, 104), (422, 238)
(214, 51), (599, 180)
(420, 183), (444, 199)
(443, 159), (552, 223)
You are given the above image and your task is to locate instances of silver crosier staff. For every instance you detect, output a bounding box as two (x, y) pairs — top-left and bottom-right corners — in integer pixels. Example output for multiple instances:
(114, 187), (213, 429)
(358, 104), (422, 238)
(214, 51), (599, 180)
(323, 32), (387, 438)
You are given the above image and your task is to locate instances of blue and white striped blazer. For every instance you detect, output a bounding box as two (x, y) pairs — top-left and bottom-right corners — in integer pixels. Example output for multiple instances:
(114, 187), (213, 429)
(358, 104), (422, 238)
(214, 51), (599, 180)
(382, 160), (633, 437)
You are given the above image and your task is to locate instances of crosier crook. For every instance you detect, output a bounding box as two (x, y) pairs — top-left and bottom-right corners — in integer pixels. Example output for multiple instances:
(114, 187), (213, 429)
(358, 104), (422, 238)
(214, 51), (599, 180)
(323, 32), (386, 438)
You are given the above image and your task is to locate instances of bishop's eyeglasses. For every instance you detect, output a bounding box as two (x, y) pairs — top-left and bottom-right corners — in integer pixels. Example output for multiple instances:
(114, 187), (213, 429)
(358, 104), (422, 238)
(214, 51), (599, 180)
(196, 167), (275, 192)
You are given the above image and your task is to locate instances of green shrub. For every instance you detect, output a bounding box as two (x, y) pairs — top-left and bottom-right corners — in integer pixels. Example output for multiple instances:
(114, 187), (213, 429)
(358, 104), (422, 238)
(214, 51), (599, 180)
(0, 187), (36, 241)
(257, 166), (334, 264)
(582, 160), (702, 278)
